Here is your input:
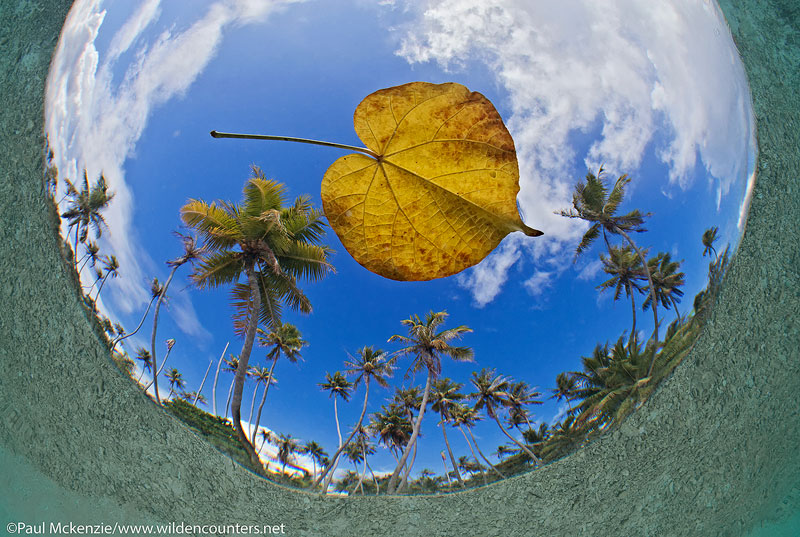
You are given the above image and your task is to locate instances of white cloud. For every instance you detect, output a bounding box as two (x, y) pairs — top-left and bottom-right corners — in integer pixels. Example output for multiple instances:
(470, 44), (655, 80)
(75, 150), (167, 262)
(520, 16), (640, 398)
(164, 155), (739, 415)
(456, 237), (521, 307)
(523, 270), (553, 297)
(394, 0), (753, 305)
(45, 0), (304, 328)
(577, 259), (603, 282)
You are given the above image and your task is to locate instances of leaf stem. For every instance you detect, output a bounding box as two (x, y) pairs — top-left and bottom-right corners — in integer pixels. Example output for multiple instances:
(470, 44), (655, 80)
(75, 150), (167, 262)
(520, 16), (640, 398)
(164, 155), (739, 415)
(210, 131), (379, 159)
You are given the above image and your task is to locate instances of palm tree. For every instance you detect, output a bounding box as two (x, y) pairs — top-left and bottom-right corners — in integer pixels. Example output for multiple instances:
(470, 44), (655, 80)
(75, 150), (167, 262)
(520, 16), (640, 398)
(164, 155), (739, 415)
(702, 226), (719, 259)
(133, 347), (152, 383)
(60, 170), (115, 258)
(643, 252), (686, 325)
(93, 254), (119, 302)
(470, 368), (541, 466)
(193, 360), (214, 407)
(222, 355), (239, 420)
(164, 368), (185, 400)
(182, 168), (333, 465)
(539, 415), (590, 462)
(392, 386), (424, 489)
(143, 339), (176, 396)
(550, 372), (579, 414)
(450, 402), (502, 482)
(385, 311), (473, 494)
(302, 441), (328, 483)
(318, 347), (393, 492)
(77, 241), (100, 273)
(276, 433), (299, 475)
(180, 391), (207, 406)
(430, 377), (466, 487)
(210, 341), (231, 416)
(557, 167), (660, 364)
(371, 403), (412, 461)
(318, 371), (352, 484)
(150, 233), (204, 406)
(598, 245), (646, 341)
(252, 323), (307, 439)
(248, 366), (279, 441)
(505, 380), (542, 433)
(257, 429), (274, 455)
(111, 278), (162, 352)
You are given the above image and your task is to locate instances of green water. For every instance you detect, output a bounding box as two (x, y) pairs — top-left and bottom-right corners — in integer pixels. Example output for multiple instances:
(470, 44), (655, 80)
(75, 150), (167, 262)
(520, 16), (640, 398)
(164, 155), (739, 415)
(0, 0), (797, 535)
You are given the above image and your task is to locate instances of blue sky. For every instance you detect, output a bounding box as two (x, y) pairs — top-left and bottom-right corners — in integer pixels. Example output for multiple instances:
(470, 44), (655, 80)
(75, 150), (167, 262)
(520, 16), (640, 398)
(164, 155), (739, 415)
(46, 0), (756, 480)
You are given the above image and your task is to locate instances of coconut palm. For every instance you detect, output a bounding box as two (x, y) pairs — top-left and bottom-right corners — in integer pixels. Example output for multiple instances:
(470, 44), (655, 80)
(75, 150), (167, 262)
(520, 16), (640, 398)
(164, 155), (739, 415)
(60, 170), (115, 258)
(221, 355), (239, 420)
(210, 342), (231, 416)
(450, 402), (502, 482)
(149, 233), (204, 406)
(392, 386), (425, 489)
(505, 380), (543, 433)
(302, 441), (328, 483)
(193, 360), (214, 407)
(143, 339), (176, 396)
(557, 167), (660, 365)
(550, 372), (579, 414)
(251, 323), (306, 439)
(598, 245), (646, 341)
(539, 415), (590, 462)
(111, 278), (162, 352)
(470, 368), (541, 466)
(248, 365), (279, 441)
(133, 347), (152, 383)
(318, 371), (352, 480)
(702, 226), (719, 259)
(164, 368), (185, 400)
(385, 311), (473, 494)
(93, 254), (119, 302)
(77, 241), (100, 273)
(430, 377), (466, 487)
(258, 429), (275, 455)
(180, 391), (207, 406)
(182, 168), (333, 465)
(318, 347), (393, 492)
(643, 252), (686, 323)
(276, 433), (299, 475)
(348, 428), (377, 495)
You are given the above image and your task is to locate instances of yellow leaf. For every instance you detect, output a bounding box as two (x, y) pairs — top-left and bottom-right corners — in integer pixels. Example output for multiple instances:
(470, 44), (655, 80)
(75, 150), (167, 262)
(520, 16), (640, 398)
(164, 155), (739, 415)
(321, 81), (542, 281)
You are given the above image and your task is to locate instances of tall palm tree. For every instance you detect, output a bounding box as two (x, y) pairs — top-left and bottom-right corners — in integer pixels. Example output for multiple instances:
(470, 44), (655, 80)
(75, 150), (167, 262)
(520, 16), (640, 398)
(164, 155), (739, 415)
(276, 433), (299, 475)
(110, 278), (162, 352)
(557, 167), (660, 363)
(318, 371), (352, 481)
(252, 323), (307, 439)
(643, 252), (686, 326)
(210, 341), (231, 416)
(318, 347), (393, 492)
(248, 366), (279, 441)
(702, 226), (719, 259)
(385, 311), (473, 494)
(370, 403), (412, 463)
(505, 380), (542, 433)
(550, 372), (579, 414)
(392, 386), (424, 489)
(150, 233), (204, 406)
(302, 441), (328, 483)
(597, 245), (646, 342)
(93, 254), (119, 302)
(349, 427), (377, 495)
(77, 241), (100, 273)
(164, 368), (185, 400)
(60, 170), (115, 258)
(193, 359), (214, 406)
(470, 368), (541, 466)
(133, 347), (152, 383)
(182, 168), (333, 465)
(450, 402), (502, 482)
(258, 429), (274, 455)
(143, 339), (176, 396)
(430, 377), (466, 487)
(222, 355), (240, 420)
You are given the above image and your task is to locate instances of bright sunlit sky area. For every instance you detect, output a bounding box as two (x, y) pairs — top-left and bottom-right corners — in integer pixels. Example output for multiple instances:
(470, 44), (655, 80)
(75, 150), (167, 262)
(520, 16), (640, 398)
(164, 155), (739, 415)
(46, 0), (756, 477)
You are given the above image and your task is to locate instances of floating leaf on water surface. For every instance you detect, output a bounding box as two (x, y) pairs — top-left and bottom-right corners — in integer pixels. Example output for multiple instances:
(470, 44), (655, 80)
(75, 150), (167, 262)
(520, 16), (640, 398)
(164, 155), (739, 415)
(321, 81), (542, 281)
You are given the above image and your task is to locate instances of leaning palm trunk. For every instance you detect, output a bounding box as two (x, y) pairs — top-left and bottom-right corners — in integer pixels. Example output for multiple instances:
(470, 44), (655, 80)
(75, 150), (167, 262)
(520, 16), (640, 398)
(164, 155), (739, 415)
(615, 227), (660, 375)
(366, 459), (379, 495)
(398, 437), (417, 493)
(143, 344), (174, 393)
(210, 342), (230, 415)
(466, 426), (505, 479)
(492, 410), (541, 466)
(440, 418), (464, 486)
(318, 379), (371, 493)
(388, 370), (432, 494)
(458, 426), (488, 485)
(247, 381), (261, 440)
(251, 356), (279, 440)
(628, 283), (637, 345)
(230, 263), (263, 466)
(110, 295), (157, 352)
(193, 360), (213, 406)
(149, 263), (180, 404)
(355, 448), (368, 495)
(224, 377), (235, 420)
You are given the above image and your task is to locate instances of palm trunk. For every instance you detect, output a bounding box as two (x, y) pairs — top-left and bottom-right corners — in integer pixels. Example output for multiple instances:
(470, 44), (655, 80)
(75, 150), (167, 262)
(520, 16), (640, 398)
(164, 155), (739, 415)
(440, 416), (464, 486)
(73, 224), (81, 260)
(318, 379), (371, 492)
(388, 370), (432, 494)
(251, 356), (279, 440)
(110, 296), (156, 352)
(467, 427), (505, 479)
(149, 263), (180, 405)
(143, 346), (174, 393)
(628, 282), (637, 345)
(230, 263), (263, 467)
(193, 360), (213, 406)
(211, 342), (230, 416)
(366, 459), (379, 495)
(355, 448), (368, 495)
(398, 436), (417, 493)
(459, 426), (488, 485)
(93, 272), (110, 302)
(441, 454), (451, 486)
(224, 377), (235, 420)
(615, 227), (660, 375)
(247, 381), (260, 441)
(492, 409), (541, 465)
